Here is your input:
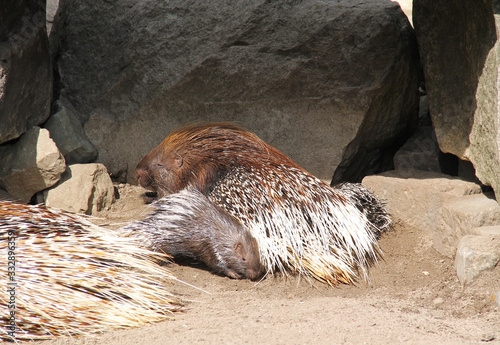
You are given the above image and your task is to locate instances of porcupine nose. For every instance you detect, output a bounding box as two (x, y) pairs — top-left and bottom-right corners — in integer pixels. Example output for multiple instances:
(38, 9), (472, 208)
(246, 266), (264, 281)
(134, 167), (149, 189)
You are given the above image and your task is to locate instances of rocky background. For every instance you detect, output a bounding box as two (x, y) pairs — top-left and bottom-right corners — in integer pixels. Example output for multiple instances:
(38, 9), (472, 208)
(0, 0), (499, 290)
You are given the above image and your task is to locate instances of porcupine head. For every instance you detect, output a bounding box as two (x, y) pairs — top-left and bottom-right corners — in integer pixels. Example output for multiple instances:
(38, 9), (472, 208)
(168, 188), (263, 280)
(135, 122), (292, 196)
(131, 186), (264, 280)
(206, 213), (263, 280)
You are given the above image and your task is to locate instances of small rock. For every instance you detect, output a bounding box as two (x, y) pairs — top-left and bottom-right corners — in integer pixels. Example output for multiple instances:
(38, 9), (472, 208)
(432, 297), (444, 305)
(495, 292), (500, 308)
(436, 193), (500, 257)
(422, 271), (430, 276)
(42, 163), (114, 215)
(0, 127), (66, 202)
(471, 225), (500, 237)
(455, 234), (500, 286)
(481, 334), (496, 342)
(46, 0), (60, 35)
(44, 104), (98, 164)
(418, 95), (430, 124)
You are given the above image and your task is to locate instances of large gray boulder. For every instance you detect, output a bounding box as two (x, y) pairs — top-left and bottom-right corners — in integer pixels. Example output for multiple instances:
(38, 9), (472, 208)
(413, 0), (500, 199)
(52, 0), (419, 183)
(0, 0), (52, 144)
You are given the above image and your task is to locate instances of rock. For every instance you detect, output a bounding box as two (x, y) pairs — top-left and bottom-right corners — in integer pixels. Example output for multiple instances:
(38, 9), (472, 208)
(0, 0), (52, 144)
(432, 297), (444, 305)
(46, 0), (59, 35)
(468, 14), (500, 199)
(0, 188), (14, 201)
(394, 0), (413, 26)
(455, 234), (500, 286)
(435, 193), (500, 257)
(393, 126), (458, 176)
(0, 127), (66, 202)
(362, 170), (481, 233)
(413, 0), (500, 200)
(418, 95), (430, 125)
(44, 103), (98, 164)
(457, 159), (482, 185)
(393, 126), (441, 172)
(471, 225), (500, 236)
(52, 0), (419, 183)
(42, 163), (114, 215)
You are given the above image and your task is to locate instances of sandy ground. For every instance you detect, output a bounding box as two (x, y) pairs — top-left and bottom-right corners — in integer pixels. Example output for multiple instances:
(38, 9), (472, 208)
(38, 184), (500, 345)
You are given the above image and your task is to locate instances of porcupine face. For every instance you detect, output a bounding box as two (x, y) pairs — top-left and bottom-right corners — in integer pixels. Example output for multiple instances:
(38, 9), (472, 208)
(135, 145), (185, 197)
(222, 231), (263, 280)
(127, 187), (263, 280)
(135, 122), (295, 197)
(198, 194), (263, 280)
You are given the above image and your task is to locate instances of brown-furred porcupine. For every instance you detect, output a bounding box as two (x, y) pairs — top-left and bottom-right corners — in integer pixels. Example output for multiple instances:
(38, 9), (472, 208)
(135, 122), (392, 285)
(121, 187), (263, 280)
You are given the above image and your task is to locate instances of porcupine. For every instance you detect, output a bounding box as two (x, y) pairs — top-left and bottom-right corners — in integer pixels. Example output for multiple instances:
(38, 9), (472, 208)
(134, 122), (392, 285)
(121, 188), (263, 280)
(0, 200), (182, 341)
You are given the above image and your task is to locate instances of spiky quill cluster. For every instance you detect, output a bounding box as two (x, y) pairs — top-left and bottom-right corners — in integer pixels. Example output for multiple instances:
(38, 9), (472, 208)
(0, 201), (183, 341)
(335, 182), (392, 239)
(209, 166), (386, 284)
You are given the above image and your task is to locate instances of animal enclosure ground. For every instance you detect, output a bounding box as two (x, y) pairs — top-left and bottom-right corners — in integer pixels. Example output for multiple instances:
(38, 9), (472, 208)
(40, 184), (499, 345)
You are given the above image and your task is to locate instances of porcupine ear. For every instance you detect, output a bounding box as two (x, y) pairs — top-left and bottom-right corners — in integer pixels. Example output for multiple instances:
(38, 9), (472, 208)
(169, 152), (183, 169)
(234, 242), (246, 261)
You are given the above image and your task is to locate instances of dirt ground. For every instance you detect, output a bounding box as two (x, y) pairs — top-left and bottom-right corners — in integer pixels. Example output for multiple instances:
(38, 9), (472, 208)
(42, 184), (500, 345)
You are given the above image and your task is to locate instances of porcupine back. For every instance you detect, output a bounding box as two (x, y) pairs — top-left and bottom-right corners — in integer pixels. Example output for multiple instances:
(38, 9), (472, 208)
(135, 123), (391, 285)
(208, 165), (383, 284)
(334, 182), (392, 239)
(121, 188), (262, 280)
(0, 200), (182, 341)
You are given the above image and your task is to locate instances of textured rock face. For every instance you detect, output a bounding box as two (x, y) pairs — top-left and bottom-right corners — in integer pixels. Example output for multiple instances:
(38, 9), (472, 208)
(455, 232), (500, 286)
(393, 126), (441, 172)
(52, 0), (419, 182)
(435, 193), (500, 257)
(44, 104), (98, 164)
(362, 170), (482, 234)
(0, 0), (52, 144)
(413, 0), (500, 199)
(468, 16), (500, 201)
